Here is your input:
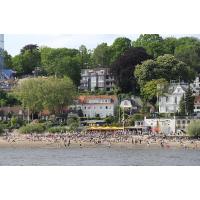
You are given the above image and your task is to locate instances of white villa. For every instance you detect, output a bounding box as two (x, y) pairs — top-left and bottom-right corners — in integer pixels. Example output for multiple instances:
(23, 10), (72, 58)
(158, 76), (200, 114)
(159, 83), (188, 113)
(76, 95), (118, 118)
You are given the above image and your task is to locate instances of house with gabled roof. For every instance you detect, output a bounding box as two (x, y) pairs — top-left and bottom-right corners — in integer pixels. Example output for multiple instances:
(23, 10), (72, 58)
(75, 95), (118, 118)
(159, 83), (188, 113)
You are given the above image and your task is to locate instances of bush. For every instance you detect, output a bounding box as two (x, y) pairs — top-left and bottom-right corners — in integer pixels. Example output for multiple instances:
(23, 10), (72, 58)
(48, 126), (67, 133)
(19, 123), (46, 134)
(105, 116), (116, 124)
(0, 123), (6, 135)
(67, 114), (80, 131)
(187, 121), (200, 138)
(69, 122), (79, 131)
(9, 117), (25, 129)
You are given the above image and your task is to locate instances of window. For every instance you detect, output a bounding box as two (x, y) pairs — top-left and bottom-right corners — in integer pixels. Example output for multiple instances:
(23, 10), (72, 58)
(177, 120), (180, 124)
(182, 120), (186, 124)
(106, 106), (108, 109)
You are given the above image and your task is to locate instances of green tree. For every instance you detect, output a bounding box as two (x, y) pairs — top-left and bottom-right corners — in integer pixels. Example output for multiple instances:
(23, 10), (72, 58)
(14, 78), (44, 119)
(42, 77), (77, 114)
(175, 44), (200, 73)
(67, 114), (80, 131)
(92, 43), (111, 67)
(12, 44), (41, 75)
(187, 121), (200, 138)
(3, 50), (13, 68)
(110, 37), (132, 63)
(141, 78), (168, 105)
(135, 54), (195, 89)
(40, 47), (81, 86)
(179, 95), (186, 116)
(111, 47), (150, 93)
(133, 34), (164, 58)
(0, 90), (19, 107)
(14, 76), (76, 118)
(185, 86), (195, 115)
(105, 116), (115, 125)
(163, 37), (178, 55)
(134, 59), (157, 87)
(78, 45), (92, 68)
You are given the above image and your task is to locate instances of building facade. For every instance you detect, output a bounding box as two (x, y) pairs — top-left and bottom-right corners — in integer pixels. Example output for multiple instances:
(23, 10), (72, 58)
(135, 116), (197, 135)
(79, 68), (115, 92)
(159, 77), (200, 114)
(194, 96), (200, 113)
(76, 95), (118, 118)
(159, 83), (188, 113)
(191, 76), (200, 96)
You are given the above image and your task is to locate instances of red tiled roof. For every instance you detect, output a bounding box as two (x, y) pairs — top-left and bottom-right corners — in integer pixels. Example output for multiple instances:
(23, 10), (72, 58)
(78, 95), (118, 104)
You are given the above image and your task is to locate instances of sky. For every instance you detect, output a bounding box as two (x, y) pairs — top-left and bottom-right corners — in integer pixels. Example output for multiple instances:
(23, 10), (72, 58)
(4, 34), (200, 56)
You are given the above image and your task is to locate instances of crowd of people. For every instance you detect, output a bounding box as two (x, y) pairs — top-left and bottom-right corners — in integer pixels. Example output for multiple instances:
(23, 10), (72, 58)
(2, 130), (200, 149)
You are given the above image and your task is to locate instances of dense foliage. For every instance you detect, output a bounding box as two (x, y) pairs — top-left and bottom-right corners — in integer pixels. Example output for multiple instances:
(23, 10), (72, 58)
(135, 54), (195, 88)
(19, 123), (46, 134)
(14, 76), (76, 117)
(187, 121), (200, 138)
(111, 47), (150, 93)
(141, 78), (168, 105)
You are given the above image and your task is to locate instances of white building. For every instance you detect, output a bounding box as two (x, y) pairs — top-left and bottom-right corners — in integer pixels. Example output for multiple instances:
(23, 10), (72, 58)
(159, 77), (200, 114)
(136, 117), (196, 135)
(159, 83), (188, 113)
(191, 76), (200, 95)
(79, 68), (115, 92)
(76, 95), (118, 118)
(194, 96), (200, 113)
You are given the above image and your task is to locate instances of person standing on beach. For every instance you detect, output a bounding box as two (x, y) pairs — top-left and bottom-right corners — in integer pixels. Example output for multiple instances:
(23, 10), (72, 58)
(68, 139), (71, 147)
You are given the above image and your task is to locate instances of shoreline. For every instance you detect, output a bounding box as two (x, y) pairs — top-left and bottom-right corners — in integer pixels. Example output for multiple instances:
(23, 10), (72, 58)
(0, 137), (199, 150)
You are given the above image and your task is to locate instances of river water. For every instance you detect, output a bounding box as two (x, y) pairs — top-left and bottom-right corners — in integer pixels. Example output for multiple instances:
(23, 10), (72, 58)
(0, 147), (200, 166)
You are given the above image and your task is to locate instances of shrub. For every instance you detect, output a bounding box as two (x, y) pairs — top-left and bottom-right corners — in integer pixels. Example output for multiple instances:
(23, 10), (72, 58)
(19, 123), (46, 134)
(48, 126), (67, 133)
(105, 116), (116, 124)
(69, 122), (79, 131)
(187, 121), (200, 138)
(0, 123), (6, 135)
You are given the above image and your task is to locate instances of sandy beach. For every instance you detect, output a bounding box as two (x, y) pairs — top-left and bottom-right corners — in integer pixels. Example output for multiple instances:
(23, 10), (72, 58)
(0, 134), (199, 150)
